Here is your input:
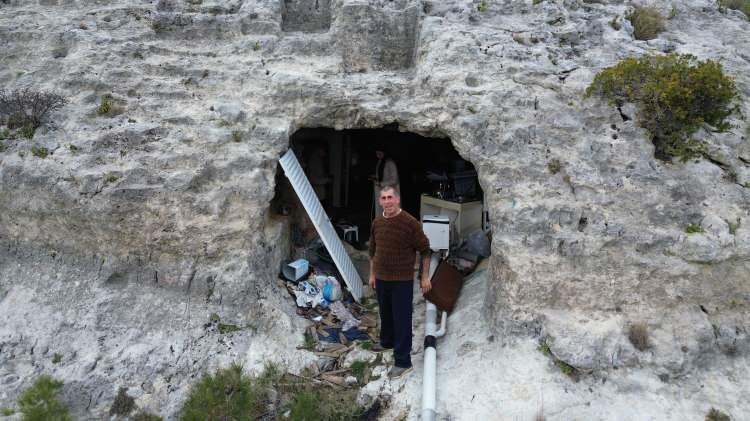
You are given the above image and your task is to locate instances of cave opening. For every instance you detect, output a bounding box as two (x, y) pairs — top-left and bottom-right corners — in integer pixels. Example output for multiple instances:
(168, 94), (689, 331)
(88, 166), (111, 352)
(273, 125), (490, 294)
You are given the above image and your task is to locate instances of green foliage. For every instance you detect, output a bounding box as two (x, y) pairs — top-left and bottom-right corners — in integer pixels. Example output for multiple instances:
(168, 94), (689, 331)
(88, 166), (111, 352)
(585, 54), (739, 161)
(51, 353), (63, 364)
(109, 387), (135, 416)
(547, 159), (562, 175)
(728, 218), (741, 235)
(537, 338), (578, 378)
(1, 407), (15, 416)
(31, 145), (48, 158)
(288, 390), (321, 421)
(0, 128), (9, 140)
(720, 0), (750, 18)
(627, 7), (665, 40)
(477, 0), (487, 12)
(179, 364), (266, 421)
(359, 340), (372, 350)
(302, 330), (316, 350)
(132, 412), (163, 421)
(705, 407), (731, 421)
(218, 323), (241, 334)
(19, 125), (36, 139)
(105, 175), (119, 184)
(685, 224), (705, 234)
(17, 375), (71, 421)
(231, 130), (243, 142)
(97, 95), (112, 116)
(287, 388), (362, 421)
(349, 360), (368, 384)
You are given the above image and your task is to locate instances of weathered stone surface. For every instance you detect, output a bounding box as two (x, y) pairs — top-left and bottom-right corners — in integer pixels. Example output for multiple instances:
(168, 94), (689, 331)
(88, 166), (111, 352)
(0, 0), (748, 418)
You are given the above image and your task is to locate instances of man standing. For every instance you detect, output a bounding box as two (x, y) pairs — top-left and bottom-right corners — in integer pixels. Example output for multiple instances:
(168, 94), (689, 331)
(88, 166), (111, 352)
(369, 184), (431, 378)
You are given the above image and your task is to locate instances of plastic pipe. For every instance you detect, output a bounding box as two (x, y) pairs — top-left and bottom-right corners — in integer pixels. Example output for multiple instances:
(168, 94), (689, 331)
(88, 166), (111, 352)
(422, 253), (446, 421)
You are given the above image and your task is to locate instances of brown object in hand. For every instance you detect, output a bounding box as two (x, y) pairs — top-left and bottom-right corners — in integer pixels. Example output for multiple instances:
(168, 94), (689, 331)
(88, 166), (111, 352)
(423, 260), (464, 313)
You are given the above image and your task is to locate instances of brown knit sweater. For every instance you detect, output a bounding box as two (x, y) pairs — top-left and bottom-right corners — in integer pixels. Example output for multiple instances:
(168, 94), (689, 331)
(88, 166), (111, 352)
(369, 210), (431, 281)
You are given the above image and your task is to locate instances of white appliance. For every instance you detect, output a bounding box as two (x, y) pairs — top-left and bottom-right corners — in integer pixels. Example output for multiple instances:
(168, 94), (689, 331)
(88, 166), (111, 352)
(422, 215), (450, 251)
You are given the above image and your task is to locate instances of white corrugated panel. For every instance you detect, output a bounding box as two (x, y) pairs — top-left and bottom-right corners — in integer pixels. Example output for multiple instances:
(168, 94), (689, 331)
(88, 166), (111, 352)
(279, 149), (363, 302)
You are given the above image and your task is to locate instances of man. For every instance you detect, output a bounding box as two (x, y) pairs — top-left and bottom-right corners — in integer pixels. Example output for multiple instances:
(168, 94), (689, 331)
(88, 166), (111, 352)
(368, 184), (431, 378)
(372, 150), (399, 220)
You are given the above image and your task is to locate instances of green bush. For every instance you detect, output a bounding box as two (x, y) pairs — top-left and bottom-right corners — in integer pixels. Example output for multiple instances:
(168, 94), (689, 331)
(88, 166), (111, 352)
(288, 390), (321, 421)
(705, 407), (731, 421)
(720, 0), (750, 18)
(132, 412), (164, 421)
(179, 364), (266, 421)
(97, 95), (112, 116)
(585, 54), (739, 161)
(19, 125), (36, 139)
(31, 145), (48, 158)
(686, 224), (705, 234)
(17, 375), (71, 421)
(627, 7), (665, 40)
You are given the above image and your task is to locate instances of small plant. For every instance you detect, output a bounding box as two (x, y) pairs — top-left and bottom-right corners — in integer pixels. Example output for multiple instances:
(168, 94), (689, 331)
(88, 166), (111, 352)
(51, 353), (63, 364)
(105, 175), (119, 184)
(628, 322), (650, 351)
(179, 364), (266, 420)
(627, 7), (665, 40)
(218, 323), (241, 334)
(109, 387), (135, 416)
(349, 360), (368, 384)
(97, 95), (112, 116)
(287, 390), (322, 421)
(0, 128), (9, 140)
(477, 0), (487, 12)
(685, 224), (705, 234)
(0, 88), (66, 131)
(19, 125), (36, 139)
(132, 412), (163, 421)
(31, 145), (48, 158)
(705, 407), (731, 421)
(17, 375), (72, 421)
(547, 159), (562, 175)
(359, 340), (372, 350)
(585, 54), (739, 161)
(302, 331), (316, 350)
(537, 338), (578, 379)
(1, 407), (15, 416)
(728, 218), (741, 235)
(231, 130), (243, 142)
(720, 0), (750, 18)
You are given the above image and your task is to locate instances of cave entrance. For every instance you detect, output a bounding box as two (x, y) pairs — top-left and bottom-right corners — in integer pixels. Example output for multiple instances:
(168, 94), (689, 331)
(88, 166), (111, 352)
(275, 125), (489, 301)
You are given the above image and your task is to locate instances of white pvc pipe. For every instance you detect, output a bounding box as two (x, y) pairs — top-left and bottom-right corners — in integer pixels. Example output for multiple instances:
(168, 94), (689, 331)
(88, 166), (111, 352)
(422, 254), (446, 421)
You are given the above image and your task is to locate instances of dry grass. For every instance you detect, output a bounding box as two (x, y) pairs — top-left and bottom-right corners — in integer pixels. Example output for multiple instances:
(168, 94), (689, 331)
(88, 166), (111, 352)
(628, 7), (665, 40)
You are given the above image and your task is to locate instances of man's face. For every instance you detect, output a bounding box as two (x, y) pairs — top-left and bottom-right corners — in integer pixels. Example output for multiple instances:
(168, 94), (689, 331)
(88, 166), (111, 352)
(376, 150), (385, 160)
(379, 188), (400, 214)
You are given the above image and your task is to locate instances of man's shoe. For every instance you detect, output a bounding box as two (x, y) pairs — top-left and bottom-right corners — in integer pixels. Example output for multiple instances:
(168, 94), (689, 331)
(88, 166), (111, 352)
(388, 366), (413, 379)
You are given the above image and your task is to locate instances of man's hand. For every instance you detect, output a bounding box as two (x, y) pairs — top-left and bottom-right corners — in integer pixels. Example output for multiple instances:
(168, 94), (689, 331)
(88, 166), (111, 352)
(420, 276), (432, 294)
(368, 275), (376, 289)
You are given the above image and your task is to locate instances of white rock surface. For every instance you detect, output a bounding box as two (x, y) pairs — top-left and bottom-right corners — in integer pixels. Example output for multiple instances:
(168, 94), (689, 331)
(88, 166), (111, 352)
(0, 0), (748, 419)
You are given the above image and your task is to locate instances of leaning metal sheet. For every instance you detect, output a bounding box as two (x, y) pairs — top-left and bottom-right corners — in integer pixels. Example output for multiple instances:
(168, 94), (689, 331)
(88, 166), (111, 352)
(278, 149), (363, 302)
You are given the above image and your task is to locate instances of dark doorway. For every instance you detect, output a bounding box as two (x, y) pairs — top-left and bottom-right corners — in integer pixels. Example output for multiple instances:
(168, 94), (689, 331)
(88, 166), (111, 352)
(282, 126), (484, 246)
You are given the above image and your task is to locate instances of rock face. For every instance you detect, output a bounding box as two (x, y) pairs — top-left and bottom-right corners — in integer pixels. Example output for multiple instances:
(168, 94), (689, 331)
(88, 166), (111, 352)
(0, 0), (748, 418)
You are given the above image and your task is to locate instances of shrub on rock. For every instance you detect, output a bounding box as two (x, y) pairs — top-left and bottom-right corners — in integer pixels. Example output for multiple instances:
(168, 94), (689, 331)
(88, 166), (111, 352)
(0, 88), (66, 133)
(17, 375), (71, 421)
(627, 6), (665, 40)
(585, 53), (739, 161)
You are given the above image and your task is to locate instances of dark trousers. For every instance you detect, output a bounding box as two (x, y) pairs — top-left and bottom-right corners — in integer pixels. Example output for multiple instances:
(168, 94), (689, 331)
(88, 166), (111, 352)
(375, 279), (413, 368)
